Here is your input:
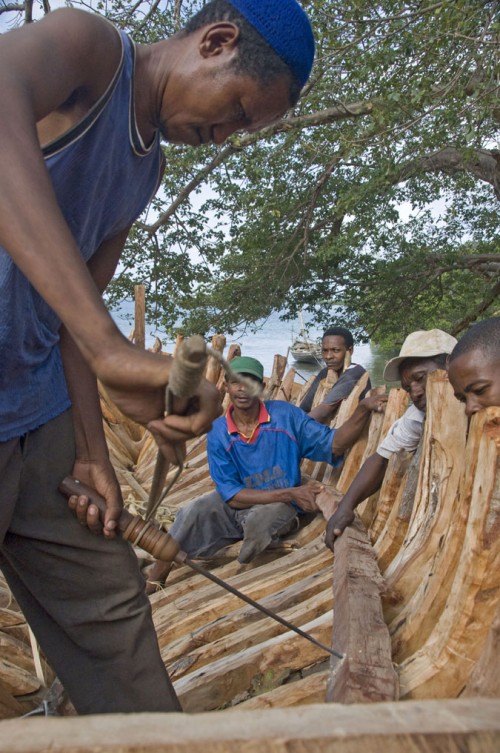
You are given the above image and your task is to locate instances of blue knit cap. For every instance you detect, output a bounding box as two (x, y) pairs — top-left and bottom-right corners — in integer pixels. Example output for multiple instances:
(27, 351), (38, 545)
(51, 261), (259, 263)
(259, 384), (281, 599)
(228, 0), (315, 88)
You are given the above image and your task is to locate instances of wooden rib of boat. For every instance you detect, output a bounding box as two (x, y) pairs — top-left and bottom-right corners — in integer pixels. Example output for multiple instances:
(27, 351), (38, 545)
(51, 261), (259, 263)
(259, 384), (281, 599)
(1, 311), (499, 748)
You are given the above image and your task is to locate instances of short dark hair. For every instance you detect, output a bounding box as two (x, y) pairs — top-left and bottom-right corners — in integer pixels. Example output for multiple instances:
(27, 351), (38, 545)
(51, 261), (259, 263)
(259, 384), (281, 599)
(322, 327), (354, 349)
(182, 0), (301, 105)
(449, 317), (500, 364)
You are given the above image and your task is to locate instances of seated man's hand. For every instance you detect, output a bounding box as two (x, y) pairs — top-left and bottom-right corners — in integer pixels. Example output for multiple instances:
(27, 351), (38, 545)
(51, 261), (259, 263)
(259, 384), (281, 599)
(290, 480), (324, 512)
(360, 392), (388, 414)
(324, 499), (355, 551)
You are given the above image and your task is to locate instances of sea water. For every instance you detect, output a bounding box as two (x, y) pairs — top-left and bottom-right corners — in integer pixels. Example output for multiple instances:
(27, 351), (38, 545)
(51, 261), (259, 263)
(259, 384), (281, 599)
(110, 302), (395, 387)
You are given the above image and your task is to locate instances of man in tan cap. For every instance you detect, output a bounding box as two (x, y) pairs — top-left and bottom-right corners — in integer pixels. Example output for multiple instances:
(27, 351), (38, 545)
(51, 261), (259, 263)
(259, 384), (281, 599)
(324, 329), (457, 550)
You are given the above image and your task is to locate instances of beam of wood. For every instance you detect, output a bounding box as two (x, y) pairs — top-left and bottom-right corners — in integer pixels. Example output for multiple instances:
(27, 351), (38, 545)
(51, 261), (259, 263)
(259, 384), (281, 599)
(264, 354), (288, 399)
(327, 516), (399, 703)
(382, 371), (467, 624)
(174, 612), (333, 712)
(133, 284), (145, 350)
(274, 365), (297, 403)
(389, 385), (485, 661)
(165, 581), (333, 681)
(153, 547), (333, 647)
(398, 407), (500, 699)
(374, 440), (423, 571)
(355, 386), (409, 527)
(228, 669), (328, 710)
(463, 600), (500, 698)
(1, 699), (499, 753)
(205, 335), (226, 385)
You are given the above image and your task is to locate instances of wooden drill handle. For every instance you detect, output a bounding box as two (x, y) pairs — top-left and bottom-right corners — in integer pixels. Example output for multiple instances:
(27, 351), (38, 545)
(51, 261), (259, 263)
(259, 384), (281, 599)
(59, 477), (181, 563)
(168, 334), (208, 402)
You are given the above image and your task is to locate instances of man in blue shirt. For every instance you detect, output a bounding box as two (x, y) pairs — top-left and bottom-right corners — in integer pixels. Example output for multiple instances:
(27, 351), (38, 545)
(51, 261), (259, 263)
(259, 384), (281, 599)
(146, 356), (386, 590)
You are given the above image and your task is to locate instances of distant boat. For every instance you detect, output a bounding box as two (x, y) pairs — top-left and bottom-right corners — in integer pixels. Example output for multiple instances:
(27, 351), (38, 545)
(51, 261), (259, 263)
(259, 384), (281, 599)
(290, 313), (323, 365)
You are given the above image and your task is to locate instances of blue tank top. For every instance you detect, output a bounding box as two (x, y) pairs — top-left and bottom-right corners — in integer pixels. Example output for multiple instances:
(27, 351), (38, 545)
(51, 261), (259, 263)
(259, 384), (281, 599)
(0, 30), (163, 441)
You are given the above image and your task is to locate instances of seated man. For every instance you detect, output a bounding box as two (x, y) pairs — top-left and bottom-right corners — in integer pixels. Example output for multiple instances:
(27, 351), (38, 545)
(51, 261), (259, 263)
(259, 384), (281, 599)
(299, 327), (371, 424)
(324, 329), (457, 550)
(447, 317), (500, 415)
(147, 355), (385, 590)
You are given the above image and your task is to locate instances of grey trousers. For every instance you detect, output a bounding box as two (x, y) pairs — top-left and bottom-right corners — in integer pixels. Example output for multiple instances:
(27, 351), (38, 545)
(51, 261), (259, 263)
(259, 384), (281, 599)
(170, 490), (298, 564)
(0, 410), (181, 715)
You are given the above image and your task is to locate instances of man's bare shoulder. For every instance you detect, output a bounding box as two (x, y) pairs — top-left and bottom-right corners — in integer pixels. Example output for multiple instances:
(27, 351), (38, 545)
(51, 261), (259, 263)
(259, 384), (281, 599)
(0, 9), (122, 121)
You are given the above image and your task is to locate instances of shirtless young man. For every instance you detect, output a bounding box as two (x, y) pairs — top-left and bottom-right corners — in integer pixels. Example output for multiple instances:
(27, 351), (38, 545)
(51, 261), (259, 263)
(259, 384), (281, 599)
(448, 317), (500, 414)
(0, 0), (315, 714)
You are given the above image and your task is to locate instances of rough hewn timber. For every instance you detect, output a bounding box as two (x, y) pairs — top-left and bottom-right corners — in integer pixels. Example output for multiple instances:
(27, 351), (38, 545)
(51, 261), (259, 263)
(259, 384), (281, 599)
(1, 700), (499, 753)
(326, 517), (399, 703)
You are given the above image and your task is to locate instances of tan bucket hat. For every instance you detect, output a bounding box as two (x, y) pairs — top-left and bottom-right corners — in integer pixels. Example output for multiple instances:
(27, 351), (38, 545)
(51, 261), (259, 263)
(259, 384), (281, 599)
(383, 329), (458, 383)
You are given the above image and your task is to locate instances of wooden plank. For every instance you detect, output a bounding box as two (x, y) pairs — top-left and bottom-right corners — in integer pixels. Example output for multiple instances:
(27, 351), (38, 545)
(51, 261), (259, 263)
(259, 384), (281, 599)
(231, 669), (328, 709)
(398, 407), (500, 699)
(389, 385), (484, 661)
(165, 581), (333, 681)
(382, 371), (467, 623)
(1, 699), (499, 753)
(205, 335), (226, 385)
(327, 516), (399, 703)
(133, 283), (145, 350)
(463, 600), (500, 698)
(174, 612), (333, 712)
(373, 442), (421, 571)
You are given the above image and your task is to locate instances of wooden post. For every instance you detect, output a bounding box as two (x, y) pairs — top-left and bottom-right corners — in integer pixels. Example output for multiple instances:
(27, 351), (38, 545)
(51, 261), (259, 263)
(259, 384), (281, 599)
(264, 355), (288, 399)
(205, 335), (226, 385)
(326, 516), (399, 703)
(133, 284), (146, 350)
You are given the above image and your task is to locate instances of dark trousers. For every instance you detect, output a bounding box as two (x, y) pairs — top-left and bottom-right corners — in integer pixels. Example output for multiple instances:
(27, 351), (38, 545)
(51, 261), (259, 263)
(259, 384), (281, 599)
(0, 410), (181, 714)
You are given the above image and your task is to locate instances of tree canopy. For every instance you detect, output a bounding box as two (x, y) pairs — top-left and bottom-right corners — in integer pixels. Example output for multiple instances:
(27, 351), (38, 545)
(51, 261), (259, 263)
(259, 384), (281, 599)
(2, 0), (499, 346)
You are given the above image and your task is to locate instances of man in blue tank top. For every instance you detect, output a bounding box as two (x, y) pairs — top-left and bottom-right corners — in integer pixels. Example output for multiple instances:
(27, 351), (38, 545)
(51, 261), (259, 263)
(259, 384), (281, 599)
(0, 1), (315, 715)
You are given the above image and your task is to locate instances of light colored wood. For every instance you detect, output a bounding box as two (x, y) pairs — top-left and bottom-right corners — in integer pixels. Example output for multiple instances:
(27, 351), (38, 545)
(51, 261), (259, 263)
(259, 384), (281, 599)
(368, 449), (412, 544)
(133, 284), (146, 350)
(373, 443), (421, 571)
(389, 387), (483, 661)
(230, 669), (328, 709)
(355, 386), (409, 526)
(382, 371), (467, 623)
(1, 699), (499, 752)
(264, 354), (288, 399)
(274, 365), (297, 403)
(205, 335), (226, 385)
(398, 407), (500, 699)
(174, 612), (332, 712)
(463, 600), (500, 698)
(327, 517), (399, 703)
(166, 582), (333, 681)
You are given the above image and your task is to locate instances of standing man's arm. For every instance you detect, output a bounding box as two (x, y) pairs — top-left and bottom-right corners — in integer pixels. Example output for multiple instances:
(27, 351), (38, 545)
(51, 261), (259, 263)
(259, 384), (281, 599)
(331, 392), (387, 456)
(0, 9), (220, 446)
(60, 227), (130, 539)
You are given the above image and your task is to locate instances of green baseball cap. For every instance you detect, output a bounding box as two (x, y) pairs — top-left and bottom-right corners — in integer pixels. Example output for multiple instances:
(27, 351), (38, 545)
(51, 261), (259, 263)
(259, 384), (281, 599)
(227, 356), (264, 382)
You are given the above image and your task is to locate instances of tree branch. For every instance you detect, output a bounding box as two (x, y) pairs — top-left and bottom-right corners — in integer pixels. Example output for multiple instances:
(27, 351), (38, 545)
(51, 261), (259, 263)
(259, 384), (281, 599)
(397, 147), (500, 200)
(450, 278), (500, 336)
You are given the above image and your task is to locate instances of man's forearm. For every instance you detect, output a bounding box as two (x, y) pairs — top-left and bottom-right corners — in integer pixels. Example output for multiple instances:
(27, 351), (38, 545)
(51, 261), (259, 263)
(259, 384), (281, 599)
(59, 327), (110, 462)
(228, 488), (296, 509)
(332, 402), (371, 455)
(338, 453), (388, 512)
